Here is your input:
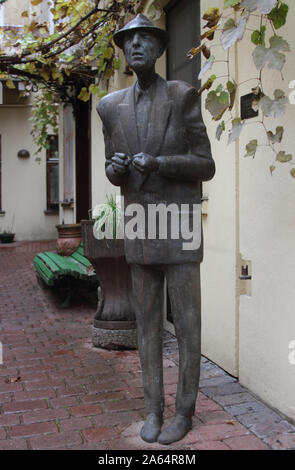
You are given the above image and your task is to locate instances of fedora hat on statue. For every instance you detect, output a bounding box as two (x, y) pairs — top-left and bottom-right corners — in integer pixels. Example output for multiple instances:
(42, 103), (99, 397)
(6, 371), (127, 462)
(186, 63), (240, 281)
(113, 14), (169, 53)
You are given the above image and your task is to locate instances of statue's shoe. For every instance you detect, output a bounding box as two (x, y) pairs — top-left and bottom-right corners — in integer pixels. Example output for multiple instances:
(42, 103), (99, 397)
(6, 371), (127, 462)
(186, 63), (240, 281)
(157, 415), (192, 445)
(140, 413), (163, 443)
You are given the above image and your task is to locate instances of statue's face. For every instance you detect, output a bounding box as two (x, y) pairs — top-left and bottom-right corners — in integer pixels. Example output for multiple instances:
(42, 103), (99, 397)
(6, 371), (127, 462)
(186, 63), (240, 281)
(123, 31), (162, 72)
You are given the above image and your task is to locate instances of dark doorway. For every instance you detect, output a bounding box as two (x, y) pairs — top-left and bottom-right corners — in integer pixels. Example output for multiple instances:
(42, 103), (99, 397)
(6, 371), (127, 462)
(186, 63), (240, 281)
(165, 0), (201, 326)
(165, 0), (201, 88)
(75, 99), (91, 222)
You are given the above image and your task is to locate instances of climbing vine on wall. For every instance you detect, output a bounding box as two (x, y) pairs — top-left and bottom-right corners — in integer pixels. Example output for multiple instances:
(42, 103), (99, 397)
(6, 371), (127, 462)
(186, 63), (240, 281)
(185, 0), (294, 179)
(0, 0), (144, 152)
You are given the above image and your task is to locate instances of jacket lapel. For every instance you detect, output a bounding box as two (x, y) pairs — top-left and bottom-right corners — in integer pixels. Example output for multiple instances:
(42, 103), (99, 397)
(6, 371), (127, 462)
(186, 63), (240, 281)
(118, 83), (140, 156)
(144, 76), (172, 156)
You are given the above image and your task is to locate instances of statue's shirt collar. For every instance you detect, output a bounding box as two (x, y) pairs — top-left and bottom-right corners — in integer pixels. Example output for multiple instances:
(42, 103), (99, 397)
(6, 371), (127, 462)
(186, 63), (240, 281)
(134, 75), (158, 104)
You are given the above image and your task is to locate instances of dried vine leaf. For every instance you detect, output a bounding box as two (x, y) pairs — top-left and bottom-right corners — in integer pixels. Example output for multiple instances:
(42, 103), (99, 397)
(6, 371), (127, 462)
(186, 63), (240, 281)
(201, 25), (219, 41)
(221, 13), (249, 50)
(260, 90), (288, 118)
(228, 118), (244, 145)
(203, 8), (221, 28)
(198, 55), (215, 80)
(270, 165), (276, 175)
(187, 44), (205, 59)
(227, 81), (237, 111)
(244, 139), (258, 158)
(276, 151), (293, 163)
(252, 36), (290, 71)
(146, 0), (163, 21)
(240, 0), (277, 14)
(216, 120), (225, 141)
(267, 126), (284, 144)
(205, 86), (229, 121)
(197, 74), (216, 96)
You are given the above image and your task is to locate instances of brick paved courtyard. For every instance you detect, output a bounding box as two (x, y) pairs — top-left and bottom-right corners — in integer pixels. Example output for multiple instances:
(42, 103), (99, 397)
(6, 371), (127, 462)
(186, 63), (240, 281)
(0, 240), (294, 450)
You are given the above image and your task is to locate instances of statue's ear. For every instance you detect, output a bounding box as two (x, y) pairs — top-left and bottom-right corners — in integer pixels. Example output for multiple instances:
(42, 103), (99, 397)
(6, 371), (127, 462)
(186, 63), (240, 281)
(157, 39), (166, 58)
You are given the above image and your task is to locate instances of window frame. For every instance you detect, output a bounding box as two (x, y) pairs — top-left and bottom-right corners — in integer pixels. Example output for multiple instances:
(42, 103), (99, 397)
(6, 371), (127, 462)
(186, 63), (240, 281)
(46, 134), (59, 213)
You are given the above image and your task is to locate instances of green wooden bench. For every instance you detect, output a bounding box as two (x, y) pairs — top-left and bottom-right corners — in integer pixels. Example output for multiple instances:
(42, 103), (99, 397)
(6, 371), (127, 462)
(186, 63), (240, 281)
(33, 244), (98, 305)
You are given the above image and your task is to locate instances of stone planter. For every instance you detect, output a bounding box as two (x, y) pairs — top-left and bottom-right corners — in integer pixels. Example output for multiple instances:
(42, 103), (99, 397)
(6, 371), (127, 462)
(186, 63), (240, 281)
(81, 220), (137, 350)
(56, 223), (82, 256)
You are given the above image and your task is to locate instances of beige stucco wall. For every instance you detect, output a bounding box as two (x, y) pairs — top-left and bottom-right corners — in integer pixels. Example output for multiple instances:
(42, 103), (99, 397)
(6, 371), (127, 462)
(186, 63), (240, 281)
(237, 7), (295, 420)
(0, 106), (58, 240)
(0, 0), (50, 26)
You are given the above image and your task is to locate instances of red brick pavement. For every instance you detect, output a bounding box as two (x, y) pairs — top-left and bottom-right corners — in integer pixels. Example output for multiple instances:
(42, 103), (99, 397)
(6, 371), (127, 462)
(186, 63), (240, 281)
(0, 240), (294, 450)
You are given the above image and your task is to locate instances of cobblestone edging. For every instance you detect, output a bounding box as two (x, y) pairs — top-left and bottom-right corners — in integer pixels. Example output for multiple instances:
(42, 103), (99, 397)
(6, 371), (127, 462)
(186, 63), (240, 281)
(163, 332), (295, 450)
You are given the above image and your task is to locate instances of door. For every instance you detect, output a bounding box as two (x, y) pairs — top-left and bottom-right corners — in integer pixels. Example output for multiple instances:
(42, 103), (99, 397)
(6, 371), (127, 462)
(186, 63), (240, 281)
(164, 0), (201, 333)
(75, 99), (92, 222)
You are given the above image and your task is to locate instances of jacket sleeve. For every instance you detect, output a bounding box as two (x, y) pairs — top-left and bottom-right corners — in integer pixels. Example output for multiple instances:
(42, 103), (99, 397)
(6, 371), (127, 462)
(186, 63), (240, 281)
(96, 101), (127, 187)
(156, 86), (215, 182)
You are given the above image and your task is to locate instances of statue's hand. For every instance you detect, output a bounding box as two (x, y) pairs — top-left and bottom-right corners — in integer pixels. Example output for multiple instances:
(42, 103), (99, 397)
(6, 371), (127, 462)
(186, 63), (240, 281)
(111, 153), (131, 175)
(132, 152), (159, 175)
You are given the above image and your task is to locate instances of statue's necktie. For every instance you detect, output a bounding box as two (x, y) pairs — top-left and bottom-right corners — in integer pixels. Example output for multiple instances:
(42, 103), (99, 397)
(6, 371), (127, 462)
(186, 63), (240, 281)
(135, 89), (152, 149)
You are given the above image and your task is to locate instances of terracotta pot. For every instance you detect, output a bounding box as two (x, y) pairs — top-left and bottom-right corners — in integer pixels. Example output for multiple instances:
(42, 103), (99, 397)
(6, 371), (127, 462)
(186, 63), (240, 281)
(56, 223), (82, 256)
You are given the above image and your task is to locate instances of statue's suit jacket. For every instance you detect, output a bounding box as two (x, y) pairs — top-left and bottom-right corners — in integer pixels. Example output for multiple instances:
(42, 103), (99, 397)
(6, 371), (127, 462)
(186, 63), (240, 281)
(97, 74), (215, 265)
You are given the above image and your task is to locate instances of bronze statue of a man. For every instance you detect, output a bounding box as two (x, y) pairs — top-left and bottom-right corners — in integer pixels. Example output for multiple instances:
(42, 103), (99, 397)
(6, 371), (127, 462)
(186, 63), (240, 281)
(97, 14), (215, 445)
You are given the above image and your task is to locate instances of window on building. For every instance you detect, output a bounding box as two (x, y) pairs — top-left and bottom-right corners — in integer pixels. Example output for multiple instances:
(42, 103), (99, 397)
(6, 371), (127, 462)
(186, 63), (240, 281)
(46, 135), (59, 212)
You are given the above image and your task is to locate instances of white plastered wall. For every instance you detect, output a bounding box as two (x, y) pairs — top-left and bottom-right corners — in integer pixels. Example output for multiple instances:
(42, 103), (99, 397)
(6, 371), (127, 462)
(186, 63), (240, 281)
(198, 0), (238, 376)
(0, 106), (58, 240)
(238, 7), (295, 420)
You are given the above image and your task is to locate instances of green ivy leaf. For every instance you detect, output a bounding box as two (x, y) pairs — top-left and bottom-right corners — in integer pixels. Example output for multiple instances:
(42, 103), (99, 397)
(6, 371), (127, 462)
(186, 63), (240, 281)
(6, 79), (15, 89)
(205, 87), (229, 121)
(251, 26), (266, 46)
(276, 151), (293, 163)
(244, 139), (258, 158)
(290, 168), (295, 178)
(224, 0), (241, 8)
(77, 87), (90, 102)
(268, 2), (289, 29)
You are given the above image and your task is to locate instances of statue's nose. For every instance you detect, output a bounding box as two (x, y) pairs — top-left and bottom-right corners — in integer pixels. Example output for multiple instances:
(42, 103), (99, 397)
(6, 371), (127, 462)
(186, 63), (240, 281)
(132, 33), (141, 46)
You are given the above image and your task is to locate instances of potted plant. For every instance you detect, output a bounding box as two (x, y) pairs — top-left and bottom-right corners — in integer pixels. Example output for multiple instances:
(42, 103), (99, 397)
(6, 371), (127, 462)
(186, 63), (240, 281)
(0, 230), (15, 244)
(0, 215), (15, 243)
(81, 196), (137, 350)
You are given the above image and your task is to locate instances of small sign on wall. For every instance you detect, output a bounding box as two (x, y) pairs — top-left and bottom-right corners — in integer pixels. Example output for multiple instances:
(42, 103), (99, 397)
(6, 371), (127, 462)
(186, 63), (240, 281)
(240, 93), (259, 120)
